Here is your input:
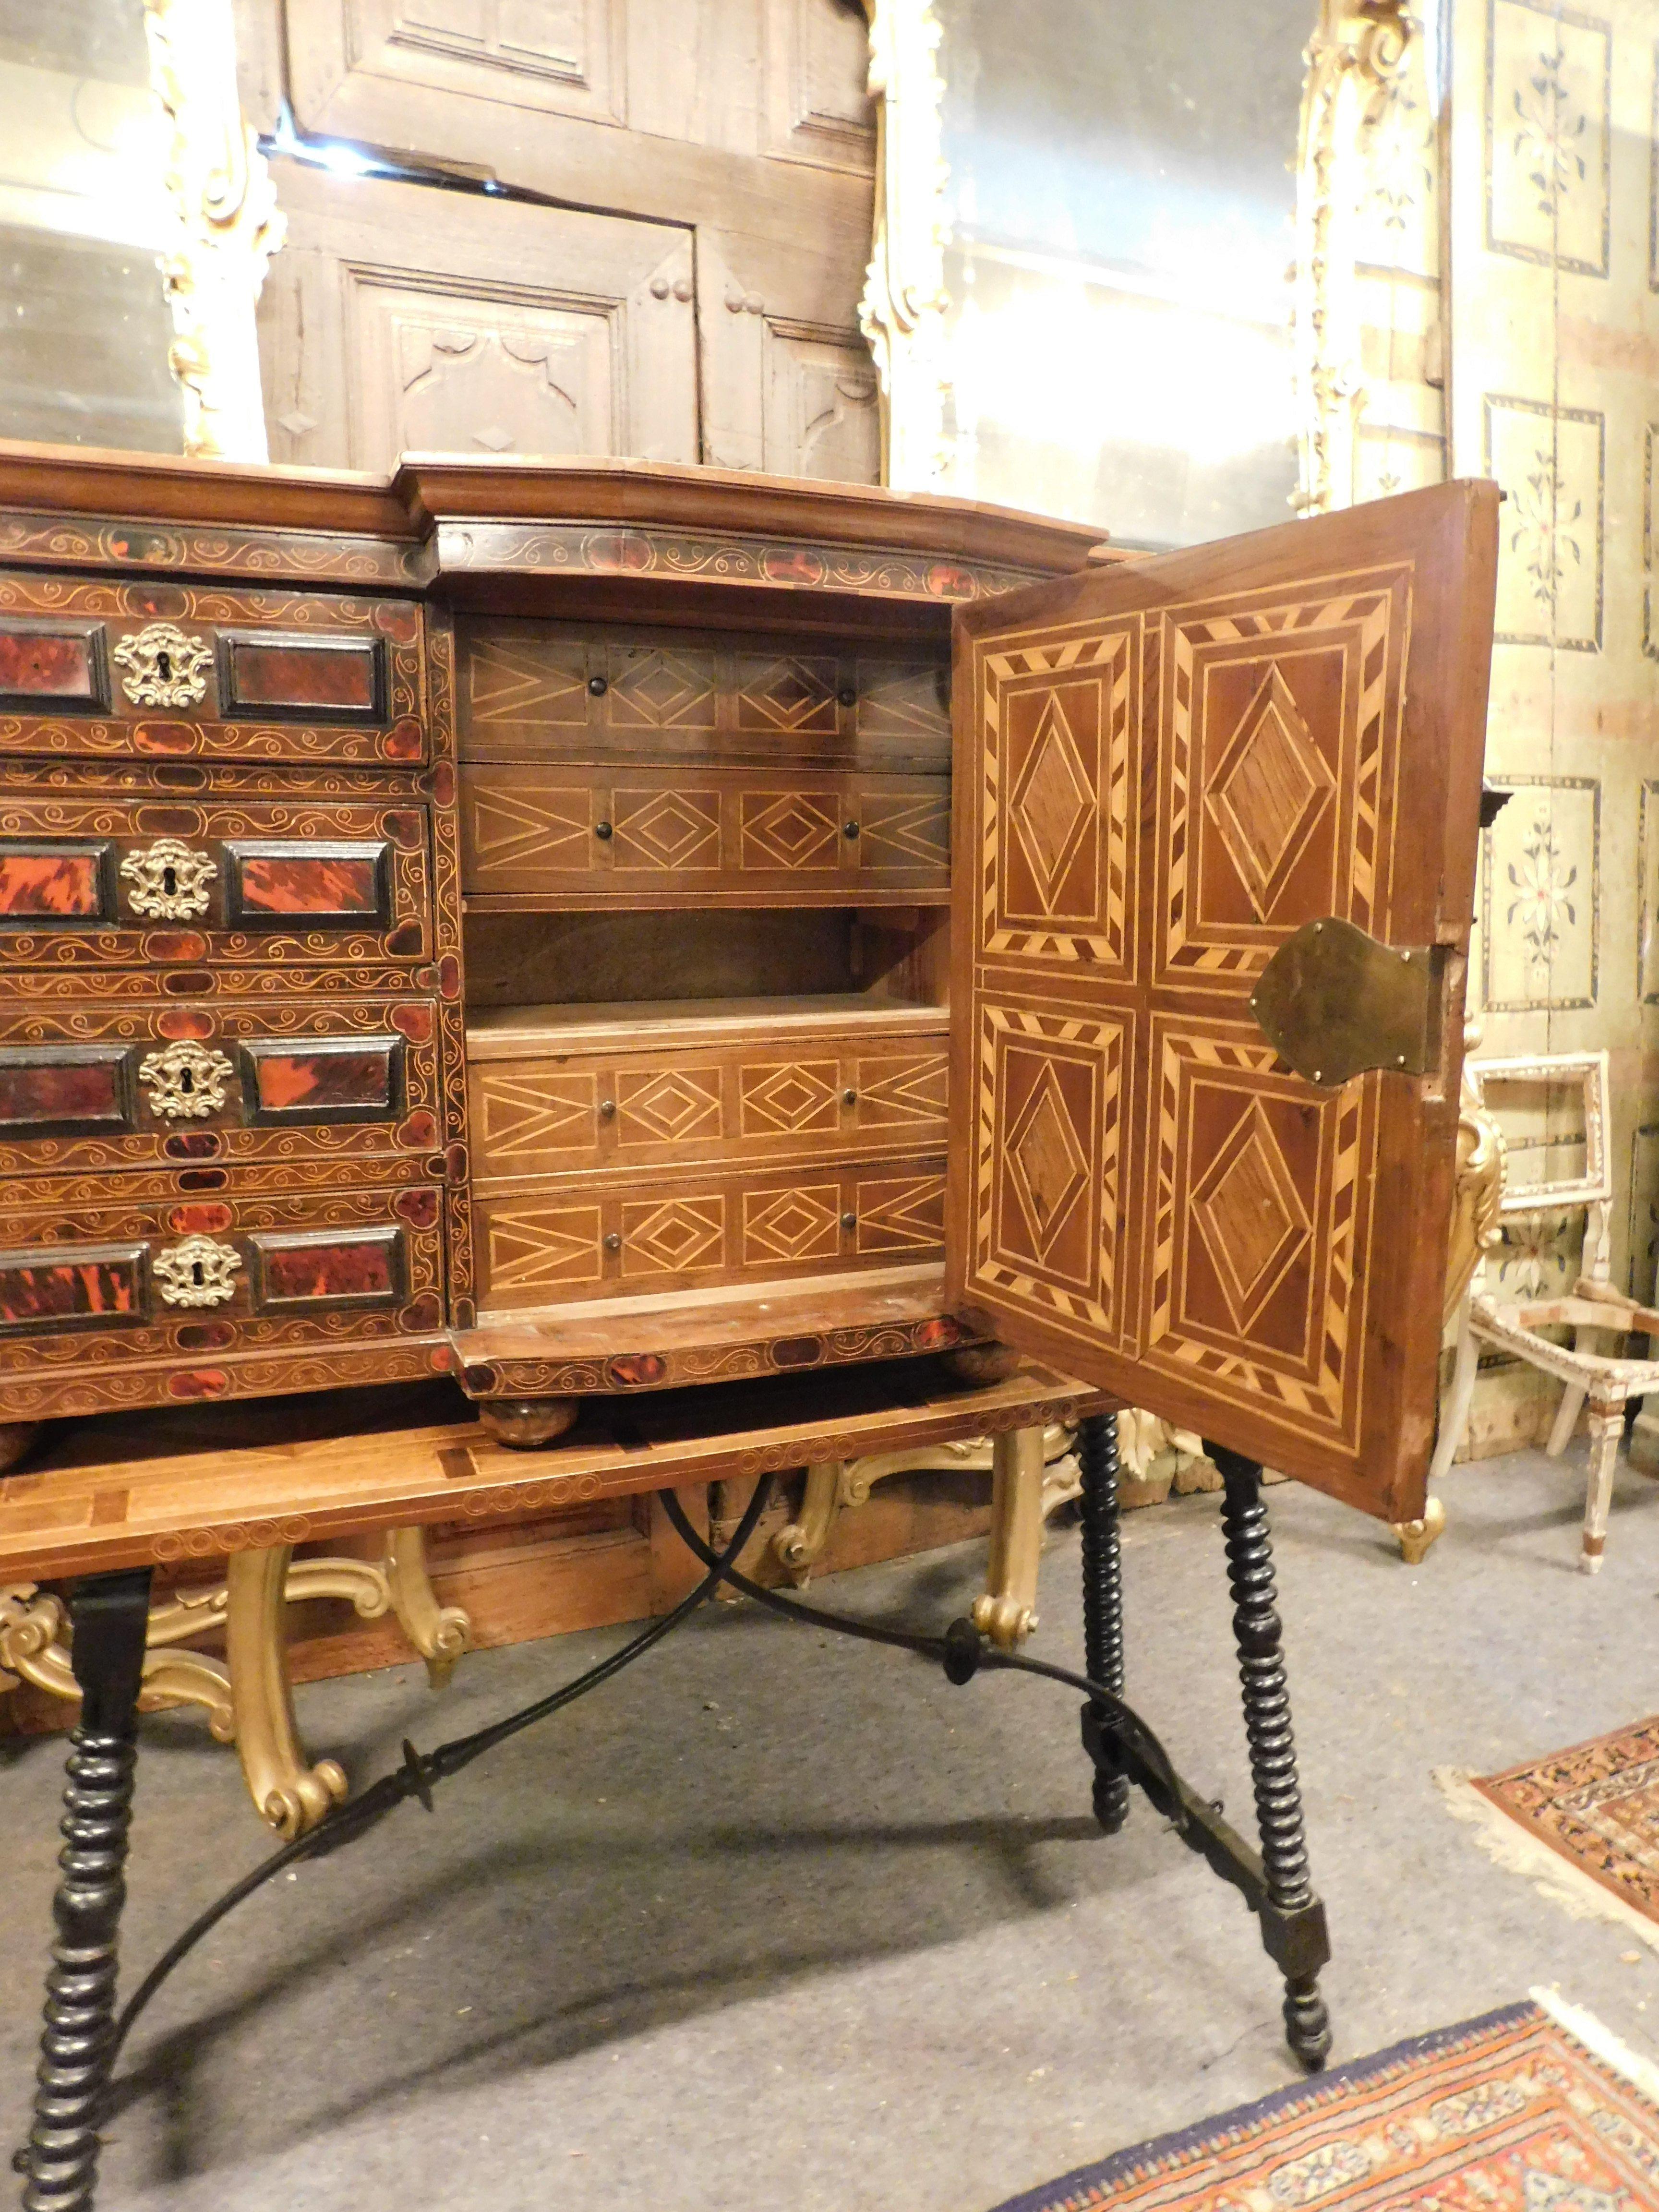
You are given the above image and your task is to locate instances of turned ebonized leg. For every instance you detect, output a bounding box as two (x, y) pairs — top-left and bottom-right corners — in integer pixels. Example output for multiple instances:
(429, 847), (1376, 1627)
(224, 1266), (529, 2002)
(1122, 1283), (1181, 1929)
(1077, 1412), (1130, 1834)
(1212, 1449), (1331, 2070)
(22, 1568), (153, 2212)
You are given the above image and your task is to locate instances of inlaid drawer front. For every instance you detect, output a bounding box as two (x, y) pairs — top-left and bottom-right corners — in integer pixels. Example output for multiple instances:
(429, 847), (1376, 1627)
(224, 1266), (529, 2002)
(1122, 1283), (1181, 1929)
(0, 572), (425, 765)
(0, 998), (443, 1174)
(474, 1155), (947, 1312)
(458, 620), (950, 774)
(468, 1030), (949, 1180)
(0, 1187), (444, 1373)
(459, 767), (949, 903)
(0, 795), (429, 966)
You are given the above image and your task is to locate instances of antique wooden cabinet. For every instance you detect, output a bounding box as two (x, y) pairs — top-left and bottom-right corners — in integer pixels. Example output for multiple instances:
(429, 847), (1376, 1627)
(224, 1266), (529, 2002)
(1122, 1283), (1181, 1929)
(0, 447), (1495, 1527)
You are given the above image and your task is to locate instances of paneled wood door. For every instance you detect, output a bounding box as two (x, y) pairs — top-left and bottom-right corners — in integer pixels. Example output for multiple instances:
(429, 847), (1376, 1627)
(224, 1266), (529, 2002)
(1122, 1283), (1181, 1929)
(240, 0), (878, 476)
(258, 164), (698, 470)
(946, 482), (1500, 1524)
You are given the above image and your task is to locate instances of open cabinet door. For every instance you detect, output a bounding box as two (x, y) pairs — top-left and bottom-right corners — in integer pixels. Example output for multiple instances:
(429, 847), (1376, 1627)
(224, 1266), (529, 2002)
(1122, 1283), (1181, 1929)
(945, 482), (1499, 1525)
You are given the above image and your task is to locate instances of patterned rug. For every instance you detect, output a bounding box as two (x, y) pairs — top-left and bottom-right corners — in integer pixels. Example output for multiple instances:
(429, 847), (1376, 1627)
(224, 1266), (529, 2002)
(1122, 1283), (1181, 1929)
(1464, 1718), (1659, 1934)
(986, 1997), (1659, 2212)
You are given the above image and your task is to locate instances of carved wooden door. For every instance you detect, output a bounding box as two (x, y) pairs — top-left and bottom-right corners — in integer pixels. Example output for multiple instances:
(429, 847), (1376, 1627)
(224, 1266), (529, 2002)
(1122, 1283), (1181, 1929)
(945, 482), (1499, 1523)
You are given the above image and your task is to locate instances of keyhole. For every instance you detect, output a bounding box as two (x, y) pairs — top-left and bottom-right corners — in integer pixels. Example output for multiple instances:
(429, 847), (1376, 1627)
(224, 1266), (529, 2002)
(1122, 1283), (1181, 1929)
(179, 1067), (193, 1094)
(190, 1260), (204, 1287)
(162, 864), (178, 897)
(157, 650), (173, 681)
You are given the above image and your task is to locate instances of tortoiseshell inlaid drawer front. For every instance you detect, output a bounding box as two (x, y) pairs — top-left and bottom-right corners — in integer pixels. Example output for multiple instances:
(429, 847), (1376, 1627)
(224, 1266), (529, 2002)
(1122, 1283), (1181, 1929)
(0, 1187), (445, 1378)
(0, 998), (445, 1176)
(458, 619), (950, 773)
(459, 767), (950, 906)
(473, 1154), (947, 1312)
(468, 1027), (950, 1181)
(0, 572), (426, 764)
(0, 795), (429, 968)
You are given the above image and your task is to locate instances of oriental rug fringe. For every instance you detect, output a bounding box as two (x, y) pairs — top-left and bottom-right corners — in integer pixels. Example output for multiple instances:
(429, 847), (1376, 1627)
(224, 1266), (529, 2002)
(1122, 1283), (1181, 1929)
(986, 1993), (1659, 2212)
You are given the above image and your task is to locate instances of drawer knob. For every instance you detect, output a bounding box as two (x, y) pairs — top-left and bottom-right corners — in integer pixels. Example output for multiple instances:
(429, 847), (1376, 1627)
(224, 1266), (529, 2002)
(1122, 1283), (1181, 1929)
(120, 837), (216, 920)
(838, 687), (857, 709)
(604, 1231), (622, 1253)
(842, 1088), (857, 1106)
(112, 621), (212, 709)
(588, 675), (609, 697)
(599, 1098), (616, 1119)
(841, 1211), (857, 1232)
(843, 820), (860, 840)
(139, 1040), (235, 1120)
(155, 1233), (241, 1309)
(594, 820), (614, 841)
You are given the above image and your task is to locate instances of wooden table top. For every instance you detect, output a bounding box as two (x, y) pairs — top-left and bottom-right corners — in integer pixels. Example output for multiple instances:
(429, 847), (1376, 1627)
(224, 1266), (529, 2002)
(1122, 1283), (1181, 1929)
(0, 1359), (1112, 1582)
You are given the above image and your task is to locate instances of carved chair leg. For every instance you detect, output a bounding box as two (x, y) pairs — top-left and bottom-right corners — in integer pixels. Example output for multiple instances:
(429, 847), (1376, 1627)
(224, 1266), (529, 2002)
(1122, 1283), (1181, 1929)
(973, 1424), (1046, 1649)
(224, 1546), (346, 1841)
(1214, 1448), (1333, 2071)
(1428, 1297), (1478, 1484)
(1548, 1376), (1588, 1458)
(770, 1460), (844, 1587)
(22, 1568), (152, 2212)
(382, 1527), (474, 1689)
(1077, 1410), (1130, 1835)
(1580, 1401), (1623, 1574)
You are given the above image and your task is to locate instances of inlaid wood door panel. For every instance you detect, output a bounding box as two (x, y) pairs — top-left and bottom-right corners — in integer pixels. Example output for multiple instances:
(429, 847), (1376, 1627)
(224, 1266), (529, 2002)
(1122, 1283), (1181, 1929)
(947, 481), (1499, 1522)
(0, 1184), (445, 1382)
(258, 164), (698, 473)
(0, 794), (430, 972)
(0, 570), (425, 766)
(456, 621), (950, 774)
(474, 1151), (945, 1310)
(0, 998), (444, 1179)
(468, 1020), (949, 1180)
(460, 765), (949, 904)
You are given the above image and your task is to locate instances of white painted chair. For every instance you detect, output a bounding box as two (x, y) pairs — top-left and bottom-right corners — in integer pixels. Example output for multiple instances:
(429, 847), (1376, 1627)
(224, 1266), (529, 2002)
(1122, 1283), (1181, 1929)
(1431, 1049), (1659, 1572)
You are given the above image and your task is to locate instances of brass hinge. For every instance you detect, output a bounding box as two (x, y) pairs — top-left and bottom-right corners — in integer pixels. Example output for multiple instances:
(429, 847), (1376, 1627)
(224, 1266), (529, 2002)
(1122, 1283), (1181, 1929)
(1250, 916), (1443, 1088)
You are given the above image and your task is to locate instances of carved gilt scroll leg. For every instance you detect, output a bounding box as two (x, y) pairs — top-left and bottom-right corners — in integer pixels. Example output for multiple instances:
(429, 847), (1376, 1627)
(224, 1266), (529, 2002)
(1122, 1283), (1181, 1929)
(224, 1547), (346, 1841)
(22, 1568), (152, 2212)
(1391, 1496), (1446, 1568)
(382, 1527), (474, 1690)
(771, 1460), (844, 1588)
(1214, 1449), (1333, 2072)
(972, 1424), (1045, 1650)
(1076, 1410), (1130, 1835)
(1580, 1400), (1622, 1575)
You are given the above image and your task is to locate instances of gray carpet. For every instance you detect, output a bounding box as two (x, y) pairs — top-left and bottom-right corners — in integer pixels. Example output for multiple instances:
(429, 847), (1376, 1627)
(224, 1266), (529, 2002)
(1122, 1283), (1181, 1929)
(4, 1442), (1657, 2212)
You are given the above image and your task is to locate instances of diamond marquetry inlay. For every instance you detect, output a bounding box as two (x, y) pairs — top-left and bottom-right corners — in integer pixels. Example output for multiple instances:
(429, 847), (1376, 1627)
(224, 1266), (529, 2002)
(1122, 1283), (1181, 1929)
(741, 1061), (837, 1133)
(618, 1070), (720, 1143)
(615, 792), (718, 868)
(744, 1186), (840, 1262)
(611, 651), (714, 726)
(1191, 1102), (1311, 1332)
(622, 1197), (723, 1273)
(1006, 1062), (1089, 1258)
(743, 658), (837, 730)
(1011, 693), (1093, 912)
(742, 794), (838, 869)
(1205, 665), (1335, 918)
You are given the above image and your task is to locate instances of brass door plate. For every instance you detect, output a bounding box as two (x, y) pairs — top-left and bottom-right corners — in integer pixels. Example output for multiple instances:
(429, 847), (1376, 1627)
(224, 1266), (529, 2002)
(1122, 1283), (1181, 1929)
(1250, 916), (1442, 1088)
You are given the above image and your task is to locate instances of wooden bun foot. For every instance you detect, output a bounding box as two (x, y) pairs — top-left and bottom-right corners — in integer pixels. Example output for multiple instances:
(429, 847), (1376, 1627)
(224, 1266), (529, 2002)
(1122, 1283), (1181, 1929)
(942, 1342), (1021, 1385)
(478, 1397), (580, 1450)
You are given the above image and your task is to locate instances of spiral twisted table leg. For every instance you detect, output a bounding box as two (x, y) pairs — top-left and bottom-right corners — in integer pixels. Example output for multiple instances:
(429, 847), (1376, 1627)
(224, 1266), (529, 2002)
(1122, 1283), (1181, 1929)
(22, 1569), (153, 2212)
(1214, 1450), (1332, 2071)
(1077, 1411), (1130, 1834)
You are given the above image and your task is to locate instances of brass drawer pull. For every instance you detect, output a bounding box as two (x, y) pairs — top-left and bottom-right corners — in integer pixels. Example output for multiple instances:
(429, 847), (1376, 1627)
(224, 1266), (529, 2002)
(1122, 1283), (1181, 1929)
(112, 621), (212, 708)
(120, 838), (216, 920)
(599, 1098), (616, 1119)
(604, 1231), (622, 1253)
(843, 820), (859, 840)
(594, 821), (613, 841)
(138, 1041), (235, 1120)
(841, 1211), (857, 1232)
(588, 675), (609, 696)
(154, 1234), (241, 1309)
(842, 1088), (857, 1106)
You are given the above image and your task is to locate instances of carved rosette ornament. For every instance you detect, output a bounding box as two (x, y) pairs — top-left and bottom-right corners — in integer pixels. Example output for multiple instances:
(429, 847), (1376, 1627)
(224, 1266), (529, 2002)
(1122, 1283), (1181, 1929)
(119, 837), (216, 920)
(112, 621), (213, 707)
(154, 1234), (241, 1309)
(138, 1040), (235, 1120)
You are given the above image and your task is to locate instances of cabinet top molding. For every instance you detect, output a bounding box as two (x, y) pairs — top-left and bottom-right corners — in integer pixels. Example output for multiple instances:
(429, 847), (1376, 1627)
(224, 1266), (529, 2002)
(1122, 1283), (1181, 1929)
(0, 442), (1112, 597)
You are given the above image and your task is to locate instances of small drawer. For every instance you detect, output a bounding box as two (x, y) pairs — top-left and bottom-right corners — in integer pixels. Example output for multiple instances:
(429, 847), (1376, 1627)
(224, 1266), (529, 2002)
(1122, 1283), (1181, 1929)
(0, 572), (426, 765)
(468, 1025), (949, 1182)
(0, 1184), (445, 1376)
(0, 998), (445, 1177)
(0, 793), (430, 968)
(459, 766), (949, 905)
(473, 1154), (946, 1312)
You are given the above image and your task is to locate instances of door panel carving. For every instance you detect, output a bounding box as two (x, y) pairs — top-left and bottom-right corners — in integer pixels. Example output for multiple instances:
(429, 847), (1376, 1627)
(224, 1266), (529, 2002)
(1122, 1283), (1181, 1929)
(948, 483), (1500, 1521)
